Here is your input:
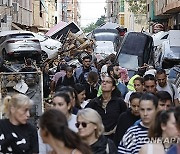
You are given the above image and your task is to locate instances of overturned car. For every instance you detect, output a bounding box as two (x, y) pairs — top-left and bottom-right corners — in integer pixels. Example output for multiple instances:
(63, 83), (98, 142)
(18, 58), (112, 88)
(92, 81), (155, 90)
(153, 30), (180, 69)
(115, 32), (154, 77)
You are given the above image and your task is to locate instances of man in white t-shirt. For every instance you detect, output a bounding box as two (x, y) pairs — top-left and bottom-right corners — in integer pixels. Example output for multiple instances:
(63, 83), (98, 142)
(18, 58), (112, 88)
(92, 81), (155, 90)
(156, 69), (179, 106)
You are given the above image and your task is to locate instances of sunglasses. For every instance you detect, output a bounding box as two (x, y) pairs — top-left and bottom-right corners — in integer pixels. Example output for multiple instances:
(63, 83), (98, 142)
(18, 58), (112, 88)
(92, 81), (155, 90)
(75, 122), (91, 128)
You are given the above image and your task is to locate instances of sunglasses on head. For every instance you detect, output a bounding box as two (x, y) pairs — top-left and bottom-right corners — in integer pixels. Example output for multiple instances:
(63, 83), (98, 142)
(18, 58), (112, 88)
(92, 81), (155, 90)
(75, 122), (90, 128)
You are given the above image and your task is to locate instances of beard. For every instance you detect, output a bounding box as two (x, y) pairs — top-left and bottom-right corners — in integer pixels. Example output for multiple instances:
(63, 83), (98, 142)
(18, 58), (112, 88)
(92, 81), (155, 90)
(113, 74), (120, 79)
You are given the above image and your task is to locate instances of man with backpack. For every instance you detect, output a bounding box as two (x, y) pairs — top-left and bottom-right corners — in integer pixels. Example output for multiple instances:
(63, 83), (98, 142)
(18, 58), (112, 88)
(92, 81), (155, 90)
(55, 66), (77, 91)
(156, 68), (179, 106)
(74, 55), (98, 85)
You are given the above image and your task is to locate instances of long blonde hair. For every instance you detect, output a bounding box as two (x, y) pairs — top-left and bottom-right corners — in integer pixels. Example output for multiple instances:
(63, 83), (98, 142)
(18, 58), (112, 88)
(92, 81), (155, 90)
(3, 93), (33, 118)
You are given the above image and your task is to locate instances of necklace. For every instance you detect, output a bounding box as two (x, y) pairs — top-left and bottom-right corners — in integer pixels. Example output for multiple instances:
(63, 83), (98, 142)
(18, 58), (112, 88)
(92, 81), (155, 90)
(102, 97), (111, 109)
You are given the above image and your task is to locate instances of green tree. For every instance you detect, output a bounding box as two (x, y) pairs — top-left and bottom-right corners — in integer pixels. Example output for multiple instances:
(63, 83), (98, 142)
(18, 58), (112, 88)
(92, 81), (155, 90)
(126, 0), (147, 14)
(95, 15), (106, 26)
(83, 15), (106, 33)
(83, 23), (97, 33)
(126, 0), (147, 24)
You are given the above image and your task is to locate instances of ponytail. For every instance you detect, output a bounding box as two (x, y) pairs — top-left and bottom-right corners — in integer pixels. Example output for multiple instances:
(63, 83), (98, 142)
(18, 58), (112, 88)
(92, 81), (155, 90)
(2, 94), (33, 118)
(3, 95), (12, 117)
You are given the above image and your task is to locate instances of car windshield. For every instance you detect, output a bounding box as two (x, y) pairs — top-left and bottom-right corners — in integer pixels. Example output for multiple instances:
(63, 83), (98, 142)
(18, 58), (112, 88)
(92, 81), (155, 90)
(94, 33), (119, 43)
(10, 33), (34, 38)
(117, 53), (139, 70)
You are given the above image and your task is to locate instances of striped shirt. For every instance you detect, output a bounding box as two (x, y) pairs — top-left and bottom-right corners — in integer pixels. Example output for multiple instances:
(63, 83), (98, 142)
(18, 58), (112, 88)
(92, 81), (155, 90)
(118, 122), (148, 154)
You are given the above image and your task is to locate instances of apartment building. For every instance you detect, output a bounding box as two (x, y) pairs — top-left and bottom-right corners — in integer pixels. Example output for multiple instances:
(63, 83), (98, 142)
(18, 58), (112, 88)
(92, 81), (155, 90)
(0, 0), (33, 31)
(0, 0), (56, 32)
(55, 0), (80, 26)
(119, 0), (147, 31)
(106, 0), (119, 23)
(148, 0), (180, 30)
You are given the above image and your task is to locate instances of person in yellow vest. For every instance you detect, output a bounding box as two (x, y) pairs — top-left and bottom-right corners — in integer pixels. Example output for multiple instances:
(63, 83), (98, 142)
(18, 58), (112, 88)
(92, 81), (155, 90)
(127, 74), (140, 91)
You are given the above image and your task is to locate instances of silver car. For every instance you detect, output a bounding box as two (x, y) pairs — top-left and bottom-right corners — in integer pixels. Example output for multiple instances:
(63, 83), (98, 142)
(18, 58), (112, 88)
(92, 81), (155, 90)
(0, 32), (41, 61)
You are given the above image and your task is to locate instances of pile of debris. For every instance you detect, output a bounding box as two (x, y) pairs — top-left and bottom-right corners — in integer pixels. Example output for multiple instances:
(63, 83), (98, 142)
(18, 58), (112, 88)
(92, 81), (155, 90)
(45, 21), (95, 64)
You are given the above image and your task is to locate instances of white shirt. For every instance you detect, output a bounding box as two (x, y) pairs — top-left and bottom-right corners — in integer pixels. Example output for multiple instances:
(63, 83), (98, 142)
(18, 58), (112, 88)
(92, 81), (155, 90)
(124, 91), (133, 107)
(68, 114), (78, 133)
(156, 82), (178, 100)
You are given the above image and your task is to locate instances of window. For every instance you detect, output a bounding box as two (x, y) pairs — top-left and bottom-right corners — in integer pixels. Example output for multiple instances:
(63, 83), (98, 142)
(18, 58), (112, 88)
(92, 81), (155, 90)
(40, 1), (42, 17)
(119, 14), (124, 26)
(119, 0), (124, 12)
(55, 16), (57, 24)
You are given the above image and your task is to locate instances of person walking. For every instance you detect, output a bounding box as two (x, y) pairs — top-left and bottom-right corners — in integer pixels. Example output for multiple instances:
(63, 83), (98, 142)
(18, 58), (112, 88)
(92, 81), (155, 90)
(139, 108), (179, 153)
(114, 92), (142, 147)
(118, 93), (158, 154)
(156, 69), (179, 106)
(39, 109), (92, 154)
(0, 93), (39, 154)
(75, 55), (98, 85)
(76, 108), (117, 154)
(39, 91), (78, 154)
(167, 106), (180, 154)
(86, 76), (127, 140)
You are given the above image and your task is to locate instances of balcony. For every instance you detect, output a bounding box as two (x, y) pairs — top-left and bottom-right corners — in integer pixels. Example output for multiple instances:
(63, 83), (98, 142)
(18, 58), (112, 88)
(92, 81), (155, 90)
(163, 1), (180, 14)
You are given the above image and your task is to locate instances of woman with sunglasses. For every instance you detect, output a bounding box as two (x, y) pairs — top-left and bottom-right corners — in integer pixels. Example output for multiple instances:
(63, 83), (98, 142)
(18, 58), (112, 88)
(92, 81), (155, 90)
(139, 108), (179, 154)
(76, 108), (117, 154)
(86, 76), (127, 139)
(39, 109), (91, 154)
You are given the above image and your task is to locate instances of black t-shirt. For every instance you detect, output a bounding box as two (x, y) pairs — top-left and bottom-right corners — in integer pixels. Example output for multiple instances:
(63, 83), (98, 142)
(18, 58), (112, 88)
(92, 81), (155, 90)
(0, 119), (39, 154)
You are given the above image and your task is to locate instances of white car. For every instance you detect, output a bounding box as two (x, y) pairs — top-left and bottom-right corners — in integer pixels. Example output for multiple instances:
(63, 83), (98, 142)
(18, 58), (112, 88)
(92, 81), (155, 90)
(154, 30), (180, 68)
(33, 33), (62, 60)
(0, 30), (62, 61)
(152, 31), (169, 47)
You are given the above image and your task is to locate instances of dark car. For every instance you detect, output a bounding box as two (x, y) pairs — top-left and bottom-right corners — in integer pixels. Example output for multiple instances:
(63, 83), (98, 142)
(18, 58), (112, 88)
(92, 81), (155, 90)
(115, 32), (154, 77)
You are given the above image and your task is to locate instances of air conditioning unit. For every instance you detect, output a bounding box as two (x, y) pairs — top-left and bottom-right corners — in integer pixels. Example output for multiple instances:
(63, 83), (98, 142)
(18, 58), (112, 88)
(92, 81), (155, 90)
(12, 2), (19, 12)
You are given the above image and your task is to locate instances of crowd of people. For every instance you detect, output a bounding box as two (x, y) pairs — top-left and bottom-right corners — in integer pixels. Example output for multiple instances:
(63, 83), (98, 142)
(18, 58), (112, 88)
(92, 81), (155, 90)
(0, 53), (180, 154)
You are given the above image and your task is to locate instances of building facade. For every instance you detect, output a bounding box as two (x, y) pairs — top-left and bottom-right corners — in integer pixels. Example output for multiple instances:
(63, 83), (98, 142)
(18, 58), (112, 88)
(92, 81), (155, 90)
(106, 0), (119, 23)
(0, 0), (81, 32)
(148, 0), (180, 30)
(55, 0), (81, 26)
(119, 0), (147, 31)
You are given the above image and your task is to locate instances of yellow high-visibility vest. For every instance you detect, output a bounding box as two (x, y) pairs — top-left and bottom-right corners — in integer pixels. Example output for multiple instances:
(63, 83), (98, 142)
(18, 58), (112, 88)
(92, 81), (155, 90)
(127, 74), (140, 91)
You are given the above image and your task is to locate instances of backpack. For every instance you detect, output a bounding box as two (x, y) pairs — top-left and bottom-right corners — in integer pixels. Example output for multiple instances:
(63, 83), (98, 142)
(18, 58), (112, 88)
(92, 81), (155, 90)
(169, 82), (176, 105)
(55, 75), (76, 90)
